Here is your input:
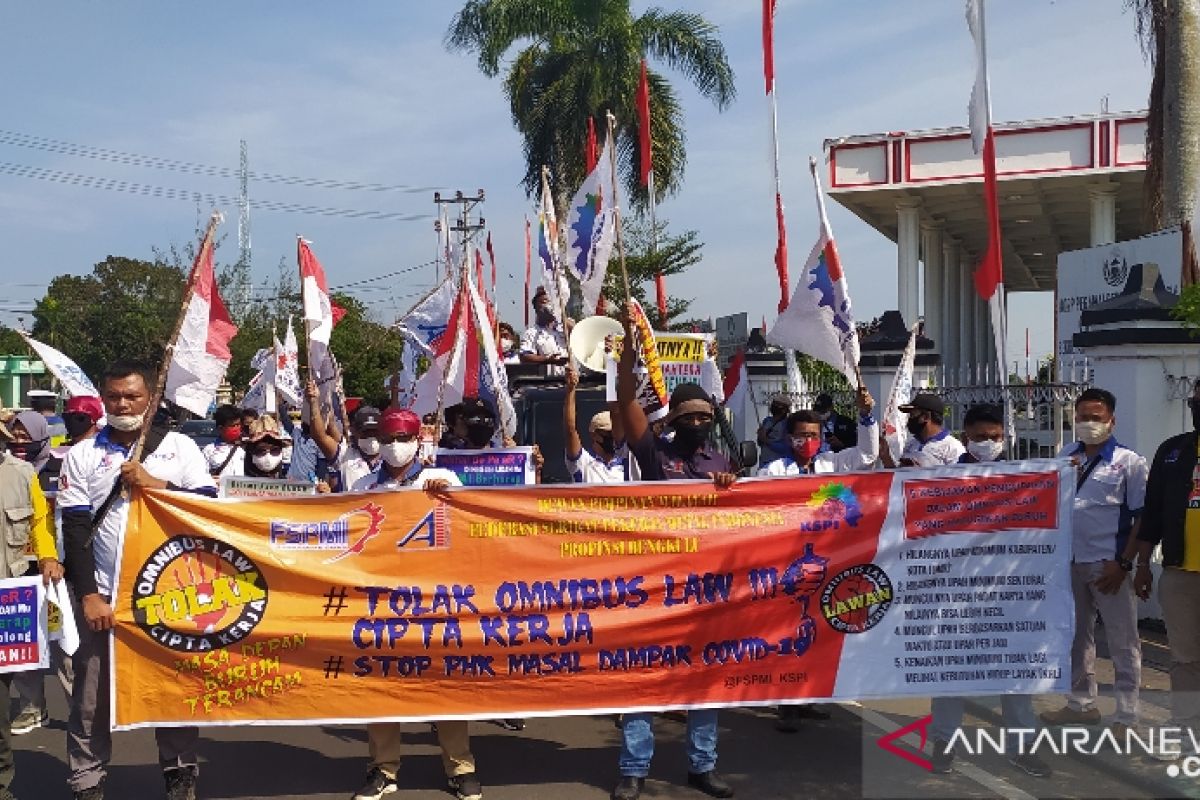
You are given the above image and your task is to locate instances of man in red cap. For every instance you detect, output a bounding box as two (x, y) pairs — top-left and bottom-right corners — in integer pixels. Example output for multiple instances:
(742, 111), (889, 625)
(348, 408), (482, 800)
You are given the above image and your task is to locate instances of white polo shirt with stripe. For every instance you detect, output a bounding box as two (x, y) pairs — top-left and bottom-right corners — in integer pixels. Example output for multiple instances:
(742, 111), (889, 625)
(58, 428), (216, 596)
(1058, 437), (1148, 564)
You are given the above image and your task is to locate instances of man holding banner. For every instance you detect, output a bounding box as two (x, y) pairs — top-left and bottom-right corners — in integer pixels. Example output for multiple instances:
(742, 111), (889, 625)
(614, 302), (736, 800)
(347, 408), (483, 800)
(60, 362), (216, 800)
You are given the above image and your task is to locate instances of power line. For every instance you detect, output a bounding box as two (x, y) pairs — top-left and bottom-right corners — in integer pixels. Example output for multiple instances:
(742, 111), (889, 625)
(0, 161), (430, 222)
(0, 129), (441, 194)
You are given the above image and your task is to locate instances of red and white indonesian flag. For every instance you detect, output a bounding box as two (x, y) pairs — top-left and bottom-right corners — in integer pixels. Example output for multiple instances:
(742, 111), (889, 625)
(882, 324), (919, 462)
(298, 238), (345, 389)
(723, 348), (751, 433)
(18, 332), (98, 398)
(767, 158), (860, 387)
(967, 0), (1011, 433)
(164, 231), (238, 416)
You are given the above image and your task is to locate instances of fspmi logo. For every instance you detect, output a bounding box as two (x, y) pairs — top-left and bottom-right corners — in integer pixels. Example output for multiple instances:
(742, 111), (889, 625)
(269, 503), (387, 565)
(269, 519), (348, 550)
(397, 503), (450, 551)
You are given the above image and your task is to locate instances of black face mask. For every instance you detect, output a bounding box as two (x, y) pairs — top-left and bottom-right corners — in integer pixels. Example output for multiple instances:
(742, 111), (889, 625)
(64, 414), (94, 440)
(673, 422), (712, 450)
(467, 421), (495, 448)
(1191, 399), (1200, 431)
(9, 439), (45, 464)
(595, 433), (615, 455)
(905, 415), (927, 436)
(535, 308), (555, 326)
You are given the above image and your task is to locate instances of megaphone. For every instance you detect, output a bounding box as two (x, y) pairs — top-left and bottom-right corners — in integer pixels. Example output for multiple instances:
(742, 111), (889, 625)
(569, 315), (624, 373)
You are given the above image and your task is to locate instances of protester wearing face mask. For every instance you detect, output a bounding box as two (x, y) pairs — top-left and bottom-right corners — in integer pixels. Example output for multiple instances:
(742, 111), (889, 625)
(60, 361), (216, 800)
(241, 416), (291, 479)
(894, 393), (965, 467)
(7, 409), (72, 740)
(564, 364), (638, 483)
(756, 387), (876, 736)
(202, 405), (245, 479)
(306, 379), (382, 493)
(813, 393), (858, 452)
(757, 387), (877, 478)
(928, 403), (1049, 778)
(614, 302), (737, 800)
(0, 412), (63, 798)
(957, 404), (1006, 464)
(1134, 380), (1200, 758)
(346, 409), (482, 800)
(756, 397), (792, 467)
(497, 321), (521, 365)
(1041, 388), (1147, 737)
(519, 287), (569, 374)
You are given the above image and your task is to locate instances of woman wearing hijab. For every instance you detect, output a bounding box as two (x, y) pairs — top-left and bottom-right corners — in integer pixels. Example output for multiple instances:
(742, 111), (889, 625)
(8, 411), (52, 480)
(7, 409), (71, 737)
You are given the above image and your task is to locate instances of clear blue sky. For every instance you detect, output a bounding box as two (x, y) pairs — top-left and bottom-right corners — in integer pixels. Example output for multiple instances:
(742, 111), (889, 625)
(0, 1), (1149, 368)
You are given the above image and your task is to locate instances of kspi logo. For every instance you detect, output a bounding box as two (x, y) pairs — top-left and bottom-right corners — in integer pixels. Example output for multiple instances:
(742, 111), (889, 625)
(132, 536), (268, 652)
(820, 563), (893, 634)
(800, 483), (863, 532)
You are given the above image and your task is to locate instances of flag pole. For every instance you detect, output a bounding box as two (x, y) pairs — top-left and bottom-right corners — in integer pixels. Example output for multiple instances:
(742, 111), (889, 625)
(605, 112), (633, 304)
(540, 165), (572, 328)
(131, 211), (222, 463)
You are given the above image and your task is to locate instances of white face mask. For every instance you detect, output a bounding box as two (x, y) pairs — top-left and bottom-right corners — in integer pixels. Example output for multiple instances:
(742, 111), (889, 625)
(252, 452), (283, 472)
(967, 439), (1005, 462)
(1076, 420), (1112, 446)
(500, 337), (514, 351)
(381, 440), (419, 468)
(357, 437), (381, 457)
(107, 413), (144, 432)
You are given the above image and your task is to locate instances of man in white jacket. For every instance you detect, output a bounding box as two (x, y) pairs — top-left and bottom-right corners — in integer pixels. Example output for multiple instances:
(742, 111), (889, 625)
(757, 386), (878, 477)
(757, 385), (877, 733)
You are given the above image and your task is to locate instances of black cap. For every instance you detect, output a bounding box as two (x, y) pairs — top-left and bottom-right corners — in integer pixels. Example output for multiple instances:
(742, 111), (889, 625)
(459, 396), (496, 421)
(898, 393), (944, 415)
(353, 405), (381, 429)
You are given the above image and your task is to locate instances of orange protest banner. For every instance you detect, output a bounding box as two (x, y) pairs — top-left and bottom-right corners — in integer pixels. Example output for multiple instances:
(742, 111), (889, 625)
(112, 461), (1074, 729)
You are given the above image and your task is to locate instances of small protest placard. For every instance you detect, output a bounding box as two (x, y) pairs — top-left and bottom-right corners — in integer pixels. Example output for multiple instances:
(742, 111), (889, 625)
(221, 476), (318, 499)
(0, 577), (48, 673)
(433, 447), (535, 486)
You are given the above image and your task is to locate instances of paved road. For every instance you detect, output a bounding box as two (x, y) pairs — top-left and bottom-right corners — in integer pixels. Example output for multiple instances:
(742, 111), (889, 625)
(8, 630), (1197, 800)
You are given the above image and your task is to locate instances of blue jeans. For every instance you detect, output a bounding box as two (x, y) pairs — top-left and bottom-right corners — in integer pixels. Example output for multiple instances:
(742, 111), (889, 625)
(618, 710), (718, 777)
(931, 695), (1037, 751)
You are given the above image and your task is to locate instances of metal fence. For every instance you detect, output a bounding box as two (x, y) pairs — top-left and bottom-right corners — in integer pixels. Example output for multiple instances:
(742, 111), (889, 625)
(745, 356), (1092, 457)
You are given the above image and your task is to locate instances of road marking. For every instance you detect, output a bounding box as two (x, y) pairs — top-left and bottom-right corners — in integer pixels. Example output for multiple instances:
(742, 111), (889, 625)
(843, 702), (1038, 800)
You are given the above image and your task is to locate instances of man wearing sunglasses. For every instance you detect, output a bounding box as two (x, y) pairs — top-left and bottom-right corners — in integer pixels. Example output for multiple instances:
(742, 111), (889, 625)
(347, 409), (480, 800)
(240, 417), (291, 479)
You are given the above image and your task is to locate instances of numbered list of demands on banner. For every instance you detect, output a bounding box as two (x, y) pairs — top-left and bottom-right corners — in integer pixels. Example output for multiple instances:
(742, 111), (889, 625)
(893, 471), (1068, 694)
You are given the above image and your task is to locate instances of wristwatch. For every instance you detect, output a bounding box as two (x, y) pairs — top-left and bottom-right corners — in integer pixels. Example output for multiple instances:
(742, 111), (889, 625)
(1116, 557), (1134, 572)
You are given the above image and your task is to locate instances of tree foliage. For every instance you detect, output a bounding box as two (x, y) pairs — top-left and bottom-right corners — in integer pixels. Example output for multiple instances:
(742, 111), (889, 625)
(23, 246), (401, 410)
(31, 256), (186, 381)
(598, 213), (700, 329)
(446, 0), (735, 209)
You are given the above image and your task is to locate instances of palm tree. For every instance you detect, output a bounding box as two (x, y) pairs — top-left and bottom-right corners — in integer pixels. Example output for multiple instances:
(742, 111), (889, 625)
(1130, 0), (1200, 231)
(445, 0), (736, 209)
